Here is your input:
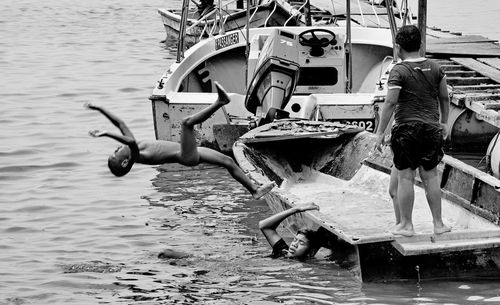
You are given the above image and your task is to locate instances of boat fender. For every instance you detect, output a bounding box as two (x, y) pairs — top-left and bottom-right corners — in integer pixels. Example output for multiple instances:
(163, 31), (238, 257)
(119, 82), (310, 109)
(486, 132), (500, 178)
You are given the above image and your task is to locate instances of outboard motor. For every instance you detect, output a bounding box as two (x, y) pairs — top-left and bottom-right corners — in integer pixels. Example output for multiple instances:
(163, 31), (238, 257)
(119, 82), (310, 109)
(245, 29), (300, 126)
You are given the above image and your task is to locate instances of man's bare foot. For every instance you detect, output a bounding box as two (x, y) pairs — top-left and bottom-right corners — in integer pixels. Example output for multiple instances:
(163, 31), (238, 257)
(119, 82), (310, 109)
(252, 181), (277, 199)
(214, 81), (230, 105)
(388, 222), (401, 232)
(392, 228), (415, 237)
(391, 224), (415, 237)
(434, 224), (452, 235)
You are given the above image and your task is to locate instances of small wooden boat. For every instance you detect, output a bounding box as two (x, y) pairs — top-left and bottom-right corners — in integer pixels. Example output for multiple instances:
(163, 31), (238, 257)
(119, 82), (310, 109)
(158, 0), (306, 46)
(233, 120), (500, 282)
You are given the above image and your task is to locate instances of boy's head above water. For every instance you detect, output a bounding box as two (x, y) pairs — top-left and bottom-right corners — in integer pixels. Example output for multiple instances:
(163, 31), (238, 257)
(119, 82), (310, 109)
(286, 229), (319, 259)
(108, 145), (134, 176)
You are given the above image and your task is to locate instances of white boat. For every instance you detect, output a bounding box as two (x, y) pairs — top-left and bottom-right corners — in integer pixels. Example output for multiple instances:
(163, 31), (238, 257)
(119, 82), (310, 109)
(150, 23), (394, 151)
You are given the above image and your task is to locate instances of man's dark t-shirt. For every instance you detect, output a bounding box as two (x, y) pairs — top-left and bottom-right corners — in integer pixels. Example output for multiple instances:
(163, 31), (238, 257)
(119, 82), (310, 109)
(387, 58), (445, 127)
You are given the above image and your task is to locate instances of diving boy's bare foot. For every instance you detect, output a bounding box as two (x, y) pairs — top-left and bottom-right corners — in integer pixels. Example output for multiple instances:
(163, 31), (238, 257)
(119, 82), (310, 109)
(434, 224), (452, 235)
(214, 81), (230, 105)
(391, 224), (415, 237)
(252, 181), (277, 199)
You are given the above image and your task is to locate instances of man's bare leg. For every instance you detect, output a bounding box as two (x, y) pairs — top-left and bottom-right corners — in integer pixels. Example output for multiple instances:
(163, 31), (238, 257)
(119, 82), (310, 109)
(389, 166), (400, 227)
(419, 166), (452, 235)
(179, 81), (231, 164)
(391, 168), (416, 237)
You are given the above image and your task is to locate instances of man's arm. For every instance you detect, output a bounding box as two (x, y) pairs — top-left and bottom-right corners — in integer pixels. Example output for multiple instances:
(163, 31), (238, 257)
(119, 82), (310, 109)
(438, 77), (450, 139)
(375, 88), (399, 152)
(85, 103), (135, 139)
(259, 202), (319, 247)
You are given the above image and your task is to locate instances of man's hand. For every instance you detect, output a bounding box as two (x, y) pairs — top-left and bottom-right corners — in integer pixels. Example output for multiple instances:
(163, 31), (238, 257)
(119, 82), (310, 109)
(374, 133), (386, 153)
(297, 202), (320, 212)
(88, 129), (106, 137)
(440, 122), (449, 140)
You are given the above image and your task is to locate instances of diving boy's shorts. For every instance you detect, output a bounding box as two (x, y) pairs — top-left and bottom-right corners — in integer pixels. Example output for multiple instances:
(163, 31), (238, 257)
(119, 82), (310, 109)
(390, 121), (444, 171)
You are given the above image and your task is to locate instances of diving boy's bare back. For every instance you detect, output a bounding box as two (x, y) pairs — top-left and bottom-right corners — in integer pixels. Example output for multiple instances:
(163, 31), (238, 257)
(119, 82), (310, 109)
(87, 81), (275, 199)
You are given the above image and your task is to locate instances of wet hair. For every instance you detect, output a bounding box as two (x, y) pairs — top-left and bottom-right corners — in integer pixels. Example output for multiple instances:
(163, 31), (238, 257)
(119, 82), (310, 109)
(296, 228), (320, 257)
(395, 25), (421, 52)
(107, 146), (133, 177)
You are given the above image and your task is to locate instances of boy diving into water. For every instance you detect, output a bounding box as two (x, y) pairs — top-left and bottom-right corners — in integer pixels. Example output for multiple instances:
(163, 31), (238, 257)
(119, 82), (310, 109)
(86, 81), (276, 199)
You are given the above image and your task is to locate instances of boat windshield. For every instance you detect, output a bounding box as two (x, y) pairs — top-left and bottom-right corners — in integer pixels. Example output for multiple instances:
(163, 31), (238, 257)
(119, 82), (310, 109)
(298, 67), (338, 86)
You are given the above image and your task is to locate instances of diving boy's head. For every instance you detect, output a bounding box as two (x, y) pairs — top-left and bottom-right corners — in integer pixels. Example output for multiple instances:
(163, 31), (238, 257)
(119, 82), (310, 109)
(108, 145), (134, 176)
(286, 229), (319, 259)
(395, 25), (421, 53)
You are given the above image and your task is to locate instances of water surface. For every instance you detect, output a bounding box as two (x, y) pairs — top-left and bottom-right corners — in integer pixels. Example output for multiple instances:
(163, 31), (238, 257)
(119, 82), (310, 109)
(2, 0), (500, 304)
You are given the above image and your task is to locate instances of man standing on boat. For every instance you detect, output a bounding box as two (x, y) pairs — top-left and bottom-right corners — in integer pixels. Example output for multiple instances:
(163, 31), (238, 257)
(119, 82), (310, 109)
(375, 25), (451, 237)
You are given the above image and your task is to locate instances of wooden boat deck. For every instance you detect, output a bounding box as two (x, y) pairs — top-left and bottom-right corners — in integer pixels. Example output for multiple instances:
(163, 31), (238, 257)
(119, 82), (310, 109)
(280, 163), (500, 253)
(238, 123), (500, 258)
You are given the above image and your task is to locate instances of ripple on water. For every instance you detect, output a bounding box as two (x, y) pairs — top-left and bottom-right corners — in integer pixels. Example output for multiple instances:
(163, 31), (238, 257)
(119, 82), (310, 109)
(0, 162), (79, 173)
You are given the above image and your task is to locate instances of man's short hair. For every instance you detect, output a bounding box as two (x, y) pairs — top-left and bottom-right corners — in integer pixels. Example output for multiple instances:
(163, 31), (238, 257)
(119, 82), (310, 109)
(395, 25), (421, 52)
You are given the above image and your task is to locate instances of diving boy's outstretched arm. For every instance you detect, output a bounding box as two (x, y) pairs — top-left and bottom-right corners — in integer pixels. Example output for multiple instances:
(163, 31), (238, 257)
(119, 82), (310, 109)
(86, 103), (140, 158)
(259, 202), (319, 247)
(85, 102), (135, 139)
(88, 129), (136, 146)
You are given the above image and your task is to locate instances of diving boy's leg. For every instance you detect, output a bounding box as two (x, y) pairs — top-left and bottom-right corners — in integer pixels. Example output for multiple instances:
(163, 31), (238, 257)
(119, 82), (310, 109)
(181, 81), (230, 127)
(391, 168), (416, 237)
(198, 147), (276, 198)
(419, 166), (451, 235)
(178, 81), (231, 165)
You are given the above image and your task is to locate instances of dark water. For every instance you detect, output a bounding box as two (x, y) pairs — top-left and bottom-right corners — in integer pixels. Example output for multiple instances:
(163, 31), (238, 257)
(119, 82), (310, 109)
(2, 0), (500, 304)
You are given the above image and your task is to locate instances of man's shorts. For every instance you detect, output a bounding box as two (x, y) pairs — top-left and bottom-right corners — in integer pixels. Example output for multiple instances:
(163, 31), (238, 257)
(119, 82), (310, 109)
(390, 121), (444, 171)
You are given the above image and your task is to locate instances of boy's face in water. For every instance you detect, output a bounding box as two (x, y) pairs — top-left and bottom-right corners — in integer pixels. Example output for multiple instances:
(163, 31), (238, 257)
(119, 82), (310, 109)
(286, 233), (311, 259)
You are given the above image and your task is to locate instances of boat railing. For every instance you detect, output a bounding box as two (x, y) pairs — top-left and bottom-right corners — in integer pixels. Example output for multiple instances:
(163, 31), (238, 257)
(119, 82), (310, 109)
(284, 0), (307, 26)
(377, 55), (394, 89)
(245, 4), (261, 28)
(185, 9), (218, 33)
(356, 0), (366, 26)
(396, 0), (414, 26)
(184, 0), (241, 38)
(244, 0), (278, 29)
(262, 1), (278, 27)
(369, 0), (381, 27)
